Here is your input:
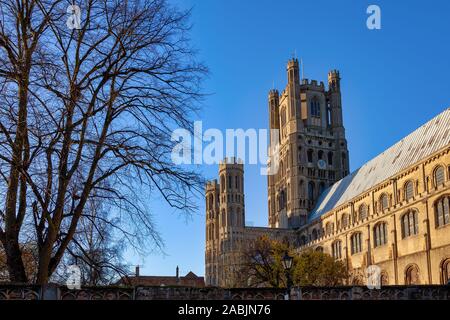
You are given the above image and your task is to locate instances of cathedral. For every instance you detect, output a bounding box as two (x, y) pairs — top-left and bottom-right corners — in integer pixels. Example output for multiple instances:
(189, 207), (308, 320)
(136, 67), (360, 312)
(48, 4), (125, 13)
(205, 58), (450, 288)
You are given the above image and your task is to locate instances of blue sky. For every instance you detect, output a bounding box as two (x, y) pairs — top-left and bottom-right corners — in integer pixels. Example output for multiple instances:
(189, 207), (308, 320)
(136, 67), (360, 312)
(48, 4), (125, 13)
(125, 0), (450, 277)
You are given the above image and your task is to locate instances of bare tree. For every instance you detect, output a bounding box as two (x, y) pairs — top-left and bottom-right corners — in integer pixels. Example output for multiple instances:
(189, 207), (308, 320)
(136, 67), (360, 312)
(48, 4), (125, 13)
(0, 0), (63, 282)
(0, 0), (206, 284)
(55, 197), (129, 285)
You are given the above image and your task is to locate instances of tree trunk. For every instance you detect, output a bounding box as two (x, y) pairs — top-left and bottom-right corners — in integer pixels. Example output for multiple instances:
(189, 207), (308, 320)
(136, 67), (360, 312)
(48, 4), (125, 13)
(4, 236), (27, 282)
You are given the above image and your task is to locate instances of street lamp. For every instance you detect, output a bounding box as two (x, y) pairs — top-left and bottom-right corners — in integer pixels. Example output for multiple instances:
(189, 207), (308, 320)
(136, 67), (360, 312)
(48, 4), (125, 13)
(282, 251), (293, 300)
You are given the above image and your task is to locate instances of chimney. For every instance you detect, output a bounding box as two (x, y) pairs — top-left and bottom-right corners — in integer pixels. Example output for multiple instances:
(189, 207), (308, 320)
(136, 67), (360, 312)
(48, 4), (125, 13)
(135, 265), (140, 278)
(176, 266), (180, 283)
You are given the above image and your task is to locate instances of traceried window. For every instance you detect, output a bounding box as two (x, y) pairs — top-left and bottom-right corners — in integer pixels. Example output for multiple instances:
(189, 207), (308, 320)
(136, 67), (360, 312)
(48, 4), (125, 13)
(350, 232), (362, 254)
(341, 213), (349, 229)
(380, 193), (389, 211)
(434, 165), (445, 187)
(374, 222), (388, 247)
(310, 97), (321, 117)
(404, 181), (414, 200)
(359, 204), (368, 221)
(325, 222), (334, 236)
(279, 190), (286, 210)
(401, 210), (418, 238)
(280, 106), (286, 127)
(308, 181), (315, 200)
(435, 195), (450, 227)
(332, 240), (342, 259)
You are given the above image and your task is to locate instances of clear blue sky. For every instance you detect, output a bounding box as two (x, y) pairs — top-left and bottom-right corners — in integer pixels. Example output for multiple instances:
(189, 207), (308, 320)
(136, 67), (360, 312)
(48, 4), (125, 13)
(125, 0), (450, 277)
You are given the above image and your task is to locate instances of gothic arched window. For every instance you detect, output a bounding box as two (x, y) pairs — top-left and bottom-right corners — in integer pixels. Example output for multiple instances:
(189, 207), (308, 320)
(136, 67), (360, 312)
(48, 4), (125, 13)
(401, 210), (418, 238)
(221, 209), (226, 226)
(209, 195), (214, 211)
(434, 165), (445, 187)
(374, 222), (388, 247)
(404, 180), (414, 200)
(310, 97), (321, 117)
(405, 265), (420, 285)
(441, 259), (450, 285)
(328, 152), (333, 165)
(308, 181), (315, 200)
(299, 180), (305, 198)
(279, 190), (286, 210)
(325, 222), (334, 236)
(435, 195), (450, 227)
(318, 150), (324, 160)
(341, 152), (347, 167)
(307, 149), (313, 163)
(359, 204), (368, 221)
(380, 193), (389, 211)
(280, 106), (286, 127)
(332, 240), (342, 259)
(341, 213), (349, 229)
(311, 229), (318, 240)
(350, 232), (362, 254)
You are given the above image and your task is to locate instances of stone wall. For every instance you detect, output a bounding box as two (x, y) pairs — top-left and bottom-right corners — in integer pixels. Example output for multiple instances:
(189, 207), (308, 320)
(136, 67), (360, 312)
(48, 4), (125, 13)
(0, 284), (449, 300)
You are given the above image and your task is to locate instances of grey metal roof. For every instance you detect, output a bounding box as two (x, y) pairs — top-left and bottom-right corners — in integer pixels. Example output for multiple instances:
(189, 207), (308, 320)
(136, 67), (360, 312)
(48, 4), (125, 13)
(309, 107), (450, 221)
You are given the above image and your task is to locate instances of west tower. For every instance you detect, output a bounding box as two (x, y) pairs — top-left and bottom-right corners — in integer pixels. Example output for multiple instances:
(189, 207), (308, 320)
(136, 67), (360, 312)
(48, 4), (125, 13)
(267, 59), (349, 229)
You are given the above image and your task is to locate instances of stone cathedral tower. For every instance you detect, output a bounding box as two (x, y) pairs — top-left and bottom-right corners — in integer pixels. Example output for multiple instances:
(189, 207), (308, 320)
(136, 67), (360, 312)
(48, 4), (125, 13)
(205, 157), (245, 287)
(267, 58), (349, 229)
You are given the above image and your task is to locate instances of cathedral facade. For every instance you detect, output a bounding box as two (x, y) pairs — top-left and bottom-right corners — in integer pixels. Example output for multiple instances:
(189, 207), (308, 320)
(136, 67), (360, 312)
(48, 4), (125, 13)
(205, 58), (450, 288)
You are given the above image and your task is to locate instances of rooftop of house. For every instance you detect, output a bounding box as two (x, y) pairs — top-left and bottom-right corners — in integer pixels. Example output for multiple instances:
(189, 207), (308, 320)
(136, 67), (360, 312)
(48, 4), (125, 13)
(118, 266), (205, 288)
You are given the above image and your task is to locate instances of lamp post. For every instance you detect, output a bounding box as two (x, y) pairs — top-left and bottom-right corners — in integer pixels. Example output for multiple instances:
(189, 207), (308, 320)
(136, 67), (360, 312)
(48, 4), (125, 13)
(282, 251), (293, 300)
